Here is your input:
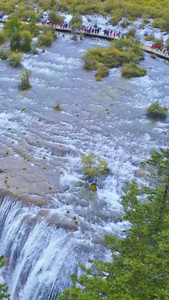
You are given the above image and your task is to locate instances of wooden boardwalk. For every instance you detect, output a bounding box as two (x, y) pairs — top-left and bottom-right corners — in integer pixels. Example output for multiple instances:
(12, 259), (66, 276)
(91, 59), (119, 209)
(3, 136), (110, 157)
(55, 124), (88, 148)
(1, 19), (169, 60)
(141, 45), (169, 61)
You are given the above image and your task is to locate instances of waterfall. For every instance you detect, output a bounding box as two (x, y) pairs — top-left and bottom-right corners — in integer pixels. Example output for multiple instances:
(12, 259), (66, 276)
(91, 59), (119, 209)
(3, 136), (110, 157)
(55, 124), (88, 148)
(0, 194), (124, 300)
(0, 195), (96, 299)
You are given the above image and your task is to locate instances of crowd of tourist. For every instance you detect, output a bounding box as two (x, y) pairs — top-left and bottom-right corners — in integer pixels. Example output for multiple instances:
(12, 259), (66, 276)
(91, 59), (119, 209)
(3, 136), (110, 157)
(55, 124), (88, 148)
(151, 44), (168, 55)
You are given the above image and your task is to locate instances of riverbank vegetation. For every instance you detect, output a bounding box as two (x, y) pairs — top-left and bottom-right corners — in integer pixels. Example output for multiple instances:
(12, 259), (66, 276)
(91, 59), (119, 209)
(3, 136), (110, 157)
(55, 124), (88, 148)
(0, 255), (10, 299)
(83, 39), (146, 80)
(57, 148), (169, 299)
(1, 0), (169, 34)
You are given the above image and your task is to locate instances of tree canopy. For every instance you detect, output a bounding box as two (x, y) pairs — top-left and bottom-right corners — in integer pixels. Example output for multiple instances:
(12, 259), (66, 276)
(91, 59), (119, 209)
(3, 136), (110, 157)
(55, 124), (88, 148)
(56, 148), (169, 300)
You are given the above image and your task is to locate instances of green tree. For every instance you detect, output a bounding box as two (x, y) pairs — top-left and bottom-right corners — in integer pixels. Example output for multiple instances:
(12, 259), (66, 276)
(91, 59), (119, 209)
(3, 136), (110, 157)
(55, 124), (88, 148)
(4, 15), (22, 51)
(19, 69), (32, 90)
(0, 31), (6, 45)
(48, 11), (65, 23)
(0, 256), (10, 299)
(56, 148), (169, 300)
(21, 30), (32, 52)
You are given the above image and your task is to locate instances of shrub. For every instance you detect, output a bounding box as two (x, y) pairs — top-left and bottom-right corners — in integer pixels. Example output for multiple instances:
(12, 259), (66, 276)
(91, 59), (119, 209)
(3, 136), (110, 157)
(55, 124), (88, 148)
(121, 20), (130, 28)
(82, 40), (144, 80)
(32, 49), (38, 55)
(0, 47), (10, 60)
(70, 15), (82, 28)
(82, 154), (110, 181)
(127, 28), (136, 37)
(154, 38), (163, 47)
(122, 62), (147, 78)
(48, 11), (65, 23)
(72, 35), (77, 41)
(145, 35), (155, 41)
(109, 15), (121, 26)
(0, 30), (6, 45)
(95, 63), (109, 81)
(54, 105), (61, 111)
(82, 53), (97, 71)
(37, 32), (54, 47)
(19, 69), (32, 90)
(8, 52), (22, 67)
(146, 102), (168, 119)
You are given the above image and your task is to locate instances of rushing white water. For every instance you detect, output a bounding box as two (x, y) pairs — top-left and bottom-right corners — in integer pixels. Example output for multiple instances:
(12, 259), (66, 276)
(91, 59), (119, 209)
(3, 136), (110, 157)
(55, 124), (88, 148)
(0, 32), (169, 299)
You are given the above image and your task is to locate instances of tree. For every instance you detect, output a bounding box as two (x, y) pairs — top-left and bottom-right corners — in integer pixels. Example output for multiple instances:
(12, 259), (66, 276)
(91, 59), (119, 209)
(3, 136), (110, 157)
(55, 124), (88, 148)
(0, 31), (6, 45)
(21, 30), (32, 52)
(56, 148), (169, 300)
(48, 11), (65, 23)
(19, 69), (31, 90)
(0, 256), (10, 299)
(4, 15), (22, 51)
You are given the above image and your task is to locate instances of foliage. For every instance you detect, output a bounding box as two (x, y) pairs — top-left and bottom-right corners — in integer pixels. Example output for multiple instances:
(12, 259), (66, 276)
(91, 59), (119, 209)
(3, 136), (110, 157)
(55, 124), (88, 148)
(70, 15), (82, 28)
(127, 28), (136, 37)
(122, 62), (146, 78)
(8, 52), (22, 67)
(145, 35), (155, 41)
(21, 30), (32, 52)
(32, 49), (38, 55)
(154, 38), (163, 47)
(120, 20), (130, 28)
(0, 255), (10, 299)
(146, 101), (168, 119)
(54, 105), (61, 111)
(37, 32), (54, 47)
(82, 40), (144, 80)
(19, 69), (32, 90)
(0, 47), (10, 60)
(4, 15), (22, 51)
(82, 154), (109, 181)
(21, 19), (40, 37)
(95, 63), (109, 81)
(56, 148), (169, 300)
(72, 35), (77, 41)
(0, 31), (6, 45)
(48, 11), (65, 23)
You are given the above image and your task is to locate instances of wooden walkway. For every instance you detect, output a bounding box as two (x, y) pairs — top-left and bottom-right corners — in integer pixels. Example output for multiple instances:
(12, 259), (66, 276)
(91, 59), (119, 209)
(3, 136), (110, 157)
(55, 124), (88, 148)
(1, 19), (169, 60)
(141, 45), (169, 61)
(55, 27), (169, 60)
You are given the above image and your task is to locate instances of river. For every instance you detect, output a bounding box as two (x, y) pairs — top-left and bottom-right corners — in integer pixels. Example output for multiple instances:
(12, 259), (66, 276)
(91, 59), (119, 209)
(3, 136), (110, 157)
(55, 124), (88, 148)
(0, 32), (169, 299)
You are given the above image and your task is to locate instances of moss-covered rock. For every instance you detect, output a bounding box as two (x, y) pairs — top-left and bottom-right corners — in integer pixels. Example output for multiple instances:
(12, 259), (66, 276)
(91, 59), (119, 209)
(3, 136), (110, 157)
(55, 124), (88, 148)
(90, 183), (97, 192)
(146, 102), (168, 119)
(72, 35), (77, 41)
(54, 105), (61, 111)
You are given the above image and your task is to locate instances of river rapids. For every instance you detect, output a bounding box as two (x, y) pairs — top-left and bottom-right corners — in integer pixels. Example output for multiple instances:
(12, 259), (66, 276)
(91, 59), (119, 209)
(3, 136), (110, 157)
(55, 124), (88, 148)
(0, 32), (169, 299)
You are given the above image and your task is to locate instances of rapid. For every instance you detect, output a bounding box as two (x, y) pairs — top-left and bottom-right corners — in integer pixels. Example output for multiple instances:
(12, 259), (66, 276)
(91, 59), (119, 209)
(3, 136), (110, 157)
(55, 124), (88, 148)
(0, 31), (169, 299)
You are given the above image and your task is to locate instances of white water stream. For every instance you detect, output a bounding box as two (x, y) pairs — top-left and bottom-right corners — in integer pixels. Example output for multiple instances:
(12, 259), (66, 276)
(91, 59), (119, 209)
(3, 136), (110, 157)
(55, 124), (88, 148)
(0, 29), (169, 299)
